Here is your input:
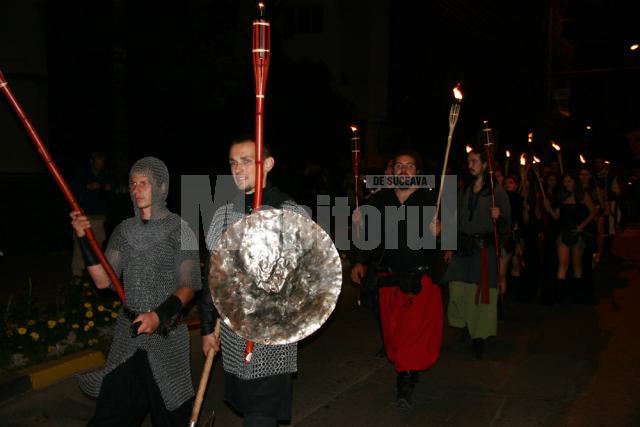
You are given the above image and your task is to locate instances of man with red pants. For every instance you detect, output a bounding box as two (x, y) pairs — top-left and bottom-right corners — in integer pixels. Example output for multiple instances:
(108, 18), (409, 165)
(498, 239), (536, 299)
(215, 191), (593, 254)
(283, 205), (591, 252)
(350, 149), (443, 410)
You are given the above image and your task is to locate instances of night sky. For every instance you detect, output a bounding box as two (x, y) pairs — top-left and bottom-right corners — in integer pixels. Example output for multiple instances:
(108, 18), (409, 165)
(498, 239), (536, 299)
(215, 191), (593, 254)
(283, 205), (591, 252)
(16, 0), (640, 195)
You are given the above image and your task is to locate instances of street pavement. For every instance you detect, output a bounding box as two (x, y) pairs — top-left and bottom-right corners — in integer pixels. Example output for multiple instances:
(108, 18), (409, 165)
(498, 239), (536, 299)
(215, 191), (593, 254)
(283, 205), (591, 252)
(1, 226), (640, 426)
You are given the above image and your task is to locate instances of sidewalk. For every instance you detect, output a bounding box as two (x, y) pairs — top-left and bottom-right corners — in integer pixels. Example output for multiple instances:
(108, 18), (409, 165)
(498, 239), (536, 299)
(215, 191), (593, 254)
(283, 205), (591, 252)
(1, 227), (639, 426)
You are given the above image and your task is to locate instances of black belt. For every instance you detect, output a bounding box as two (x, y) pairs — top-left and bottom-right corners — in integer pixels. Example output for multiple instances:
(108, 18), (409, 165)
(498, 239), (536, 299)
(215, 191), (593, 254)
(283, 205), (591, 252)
(375, 265), (430, 287)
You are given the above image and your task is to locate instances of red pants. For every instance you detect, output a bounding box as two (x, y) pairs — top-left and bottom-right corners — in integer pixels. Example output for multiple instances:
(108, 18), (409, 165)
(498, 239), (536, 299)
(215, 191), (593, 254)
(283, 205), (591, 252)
(379, 275), (443, 372)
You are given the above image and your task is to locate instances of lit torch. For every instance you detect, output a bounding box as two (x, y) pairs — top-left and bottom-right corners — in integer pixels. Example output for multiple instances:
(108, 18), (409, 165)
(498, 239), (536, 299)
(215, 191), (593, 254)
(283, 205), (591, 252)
(579, 153), (587, 164)
(244, 0), (271, 365)
(519, 153), (527, 190)
(349, 125), (360, 209)
(465, 144), (473, 153)
(531, 155), (548, 203)
(435, 83), (463, 222)
(349, 125), (361, 239)
(504, 150), (511, 176)
(551, 140), (563, 175)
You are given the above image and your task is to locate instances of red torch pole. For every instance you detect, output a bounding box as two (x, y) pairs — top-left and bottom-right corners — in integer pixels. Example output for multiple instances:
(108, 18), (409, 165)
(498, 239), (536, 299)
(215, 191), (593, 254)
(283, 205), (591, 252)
(245, 2), (271, 363)
(0, 70), (126, 302)
(252, 2), (270, 210)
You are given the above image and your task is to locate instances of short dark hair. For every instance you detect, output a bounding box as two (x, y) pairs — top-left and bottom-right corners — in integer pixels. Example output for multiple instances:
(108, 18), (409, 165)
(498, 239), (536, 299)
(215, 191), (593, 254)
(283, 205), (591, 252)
(90, 150), (106, 162)
(504, 174), (520, 184)
(467, 147), (487, 163)
(393, 148), (424, 173)
(230, 135), (273, 158)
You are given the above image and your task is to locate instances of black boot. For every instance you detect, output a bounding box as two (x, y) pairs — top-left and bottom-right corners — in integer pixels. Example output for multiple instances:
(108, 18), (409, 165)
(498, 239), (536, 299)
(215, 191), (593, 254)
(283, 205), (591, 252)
(410, 370), (419, 384)
(460, 326), (470, 343)
(396, 371), (415, 410)
(472, 338), (485, 360)
(555, 278), (567, 304)
(577, 277), (597, 305)
(567, 277), (579, 303)
(541, 276), (555, 305)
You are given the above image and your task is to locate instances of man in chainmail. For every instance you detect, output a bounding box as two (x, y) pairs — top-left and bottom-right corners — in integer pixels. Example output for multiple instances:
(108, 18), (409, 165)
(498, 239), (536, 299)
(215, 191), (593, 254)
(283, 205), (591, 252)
(200, 137), (307, 427)
(70, 157), (201, 426)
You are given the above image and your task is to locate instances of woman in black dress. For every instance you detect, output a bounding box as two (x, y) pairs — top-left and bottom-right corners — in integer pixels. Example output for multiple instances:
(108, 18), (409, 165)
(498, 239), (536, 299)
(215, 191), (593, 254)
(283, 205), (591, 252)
(543, 172), (596, 303)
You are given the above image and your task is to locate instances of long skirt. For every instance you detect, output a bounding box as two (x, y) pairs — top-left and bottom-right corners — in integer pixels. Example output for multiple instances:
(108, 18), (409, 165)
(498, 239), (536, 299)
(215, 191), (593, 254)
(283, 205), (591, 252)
(379, 275), (443, 372)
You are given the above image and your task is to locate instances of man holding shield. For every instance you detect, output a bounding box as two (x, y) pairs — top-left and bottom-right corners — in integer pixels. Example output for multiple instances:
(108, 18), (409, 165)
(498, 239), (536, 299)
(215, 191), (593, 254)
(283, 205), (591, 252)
(201, 137), (309, 427)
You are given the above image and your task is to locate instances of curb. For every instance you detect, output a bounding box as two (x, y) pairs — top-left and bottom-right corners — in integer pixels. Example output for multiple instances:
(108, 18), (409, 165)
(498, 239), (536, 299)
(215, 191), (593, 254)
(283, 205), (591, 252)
(0, 349), (105, 404)
(20, 349), (105, 391)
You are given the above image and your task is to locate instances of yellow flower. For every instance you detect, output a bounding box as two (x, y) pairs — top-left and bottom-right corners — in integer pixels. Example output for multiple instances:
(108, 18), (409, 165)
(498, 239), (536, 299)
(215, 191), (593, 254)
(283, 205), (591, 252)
(86, 311), (94, 319)
(111, 312), (118, 319)
(27, 320), (36, 326)
(72, 324), (79, 329)
(88, 321), (95, 327)
(113, 301), (121, 307)
(48, 320), (57, 329)
(58, 318), (66, 324)
(84, 303), (92, 309)
(97, 305), (105, 312)
(18, 327), (27, 335)
(30, 332), (39, 341)
(83, 325), (90, 332)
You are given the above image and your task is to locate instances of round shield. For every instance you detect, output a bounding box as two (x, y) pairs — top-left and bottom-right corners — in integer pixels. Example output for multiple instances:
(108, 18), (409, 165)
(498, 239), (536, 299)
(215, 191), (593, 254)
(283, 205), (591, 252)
(209, 208), (342, 345)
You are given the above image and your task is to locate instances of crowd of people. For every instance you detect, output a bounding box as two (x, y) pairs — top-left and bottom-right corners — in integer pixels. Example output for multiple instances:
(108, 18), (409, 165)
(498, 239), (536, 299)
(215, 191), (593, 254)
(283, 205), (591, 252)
(66, 133), (639, 425)
(347, 141), (639, 411)
(493, 154), (624, 307)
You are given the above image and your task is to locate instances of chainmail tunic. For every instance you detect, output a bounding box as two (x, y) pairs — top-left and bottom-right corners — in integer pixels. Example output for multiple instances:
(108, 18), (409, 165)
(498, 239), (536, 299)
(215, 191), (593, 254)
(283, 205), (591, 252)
(77, 157), (201, 411)
(206, 194), (308, 380)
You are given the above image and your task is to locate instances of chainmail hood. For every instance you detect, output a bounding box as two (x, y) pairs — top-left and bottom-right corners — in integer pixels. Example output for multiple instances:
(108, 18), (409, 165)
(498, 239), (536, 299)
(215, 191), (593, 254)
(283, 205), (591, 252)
(129, 156), (170, 220)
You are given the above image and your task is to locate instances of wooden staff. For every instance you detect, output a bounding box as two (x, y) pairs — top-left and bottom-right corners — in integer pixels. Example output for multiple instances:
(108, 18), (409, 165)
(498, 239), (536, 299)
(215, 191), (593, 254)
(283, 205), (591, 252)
(189, 320), (221, 427)
(0, 70), (126, 302)
(532, 157), (548, 204)
(481, 122), (501, 290)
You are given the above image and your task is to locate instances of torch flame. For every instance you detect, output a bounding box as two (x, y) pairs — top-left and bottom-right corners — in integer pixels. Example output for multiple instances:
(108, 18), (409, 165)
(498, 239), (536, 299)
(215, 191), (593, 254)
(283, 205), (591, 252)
(520, 153), (526, 166)
(453, 83), (463, 101)
(579, 154), (587, 164)
(349, 125), (359, 133)
(506, 150), (511, 158)
(551, 141), (561, 151)
(465, 144), (473, 153)
(527, 132), (533, 143)
(604, 160), (611, 165)
(533, 155), (541, 164)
